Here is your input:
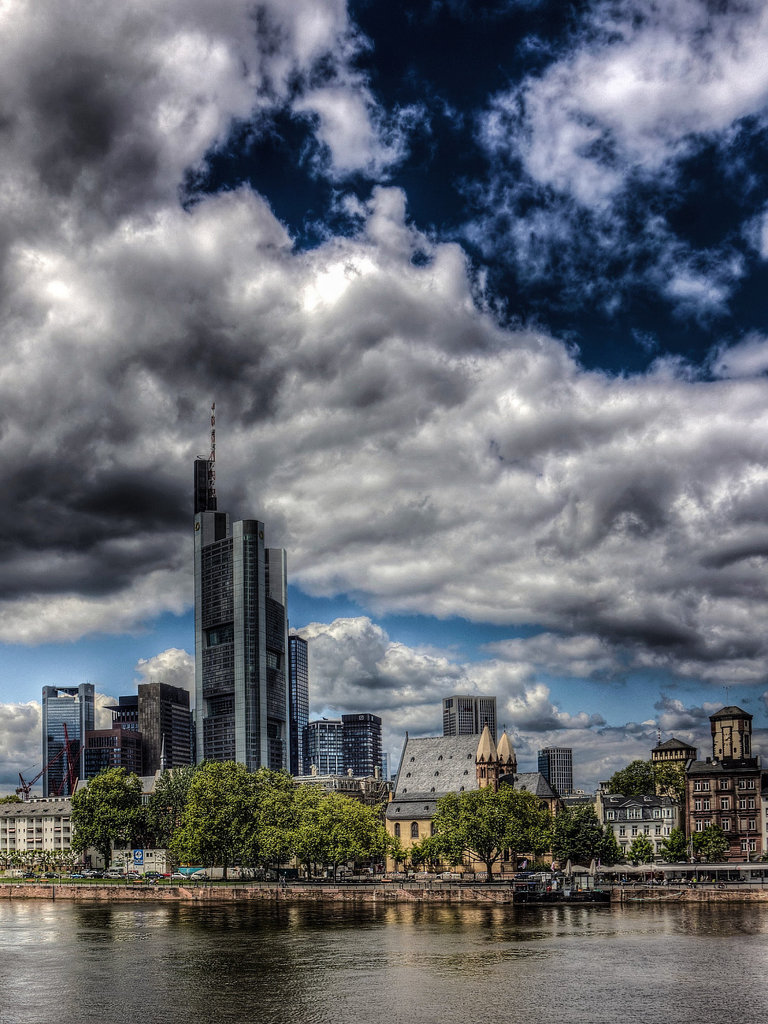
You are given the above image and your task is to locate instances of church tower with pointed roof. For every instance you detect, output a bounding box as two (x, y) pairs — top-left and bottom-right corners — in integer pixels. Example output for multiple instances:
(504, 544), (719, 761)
(497, 731), (517, 773)
(476, 725), (501, 789)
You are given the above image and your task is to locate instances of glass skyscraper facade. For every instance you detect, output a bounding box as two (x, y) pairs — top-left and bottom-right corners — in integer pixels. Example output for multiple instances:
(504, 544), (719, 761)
(303, 719), (344, 775)
(342, 713), (382, 777)
(288, 635), (309, 775)
(194, 457), (289, 772)
(537, 747), (573, 796)
(41, 684), (94, 796)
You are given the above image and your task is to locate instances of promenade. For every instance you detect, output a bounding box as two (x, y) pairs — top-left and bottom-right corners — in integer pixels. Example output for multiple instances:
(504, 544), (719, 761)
(3, 881), (768, 904)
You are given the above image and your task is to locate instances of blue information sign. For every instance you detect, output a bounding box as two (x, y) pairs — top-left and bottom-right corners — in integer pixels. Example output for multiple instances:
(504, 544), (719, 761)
(133, 849), (144, 865)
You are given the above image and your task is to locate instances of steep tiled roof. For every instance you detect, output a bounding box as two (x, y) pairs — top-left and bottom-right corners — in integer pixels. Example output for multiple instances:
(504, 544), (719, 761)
(652, 737), (697, 752)
(710, 706), (751, 719)
(392, 735), (480, 800)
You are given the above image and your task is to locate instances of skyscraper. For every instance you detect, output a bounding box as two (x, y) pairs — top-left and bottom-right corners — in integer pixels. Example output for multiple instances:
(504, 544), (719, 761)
(193, 455), (290, 772)
(288, 634), (309, 775)
(537, 747), (573, 796)
(42, 684), (94, 796)
(442, 695), (497, 741)
(342, 713), (382, 777)
(138, 682), (193, 774)
(303, 718), (344, 775)
(83, 695), (143, 780)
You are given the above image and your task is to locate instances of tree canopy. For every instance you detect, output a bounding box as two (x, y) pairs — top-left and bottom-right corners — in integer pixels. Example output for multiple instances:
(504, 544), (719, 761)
(71, 767), (146, 867)
(606, 759), (685, 802)
(692, 825), (729, 863)
(431, 786), (551, 878)
(550, 804), (621, 866)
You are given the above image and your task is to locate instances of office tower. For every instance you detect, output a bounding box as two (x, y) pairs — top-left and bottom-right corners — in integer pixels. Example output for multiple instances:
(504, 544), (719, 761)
(442, 695), (497, 741)
(381, 751), (390, 780)
(303, 719), (344, 775)
(288, 635), (309, 775)
(42, 684), (95, 796)
(342, 713), (382, 777)
(194, 456), (290, 772)
(139, 682), (193, 774)
(537, 747), (573, 796)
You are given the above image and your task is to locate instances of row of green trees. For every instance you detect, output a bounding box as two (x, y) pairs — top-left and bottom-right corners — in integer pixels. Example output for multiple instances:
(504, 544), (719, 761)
(71, 763), (391, 878)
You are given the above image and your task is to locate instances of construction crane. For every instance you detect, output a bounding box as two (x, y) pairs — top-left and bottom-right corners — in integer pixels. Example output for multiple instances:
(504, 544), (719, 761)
(16, 723), (79, 801)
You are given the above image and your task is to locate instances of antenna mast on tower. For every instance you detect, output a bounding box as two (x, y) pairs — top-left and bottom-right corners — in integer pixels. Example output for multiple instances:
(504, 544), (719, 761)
(208, 402), (216, 505)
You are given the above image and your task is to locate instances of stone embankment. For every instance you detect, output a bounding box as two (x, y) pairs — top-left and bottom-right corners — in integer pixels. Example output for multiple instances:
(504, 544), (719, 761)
(3, 882), (768, 904)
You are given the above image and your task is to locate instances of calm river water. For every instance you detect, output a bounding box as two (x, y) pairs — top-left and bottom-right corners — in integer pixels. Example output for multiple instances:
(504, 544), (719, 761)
(1, 899), (767, 1024)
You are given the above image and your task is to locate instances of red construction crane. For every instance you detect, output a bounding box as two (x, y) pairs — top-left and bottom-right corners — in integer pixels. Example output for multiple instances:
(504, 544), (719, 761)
(16, 723), (80, 800)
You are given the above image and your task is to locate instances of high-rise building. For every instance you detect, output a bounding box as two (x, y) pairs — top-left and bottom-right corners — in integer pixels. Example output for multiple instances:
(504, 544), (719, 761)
(41, 684), (95, 796)
(83, 695), (142, 780)
(303, 719), (344, 775)
(537, 747), (573, 796)
(193, 456), (289, 772)
(442, 695), (497, 741)
(139, 682), (193, 774)
(342, 713), (382, 777)
(288, 635), (309, 775)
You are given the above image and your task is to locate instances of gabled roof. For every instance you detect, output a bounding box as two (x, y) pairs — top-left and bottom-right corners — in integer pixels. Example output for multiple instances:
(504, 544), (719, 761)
(652, 737), (697, 752)
(504, 772), (558, 800)
(710, 706), (751, 719)
(392, 735), (480, 800)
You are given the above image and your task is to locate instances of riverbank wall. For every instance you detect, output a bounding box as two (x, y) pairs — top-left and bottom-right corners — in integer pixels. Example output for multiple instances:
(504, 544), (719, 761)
(3, 882), (768, 904)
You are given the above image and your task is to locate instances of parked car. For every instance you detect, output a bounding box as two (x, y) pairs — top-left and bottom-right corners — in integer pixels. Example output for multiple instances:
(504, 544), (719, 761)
(170, 871), (187, 881)
(104, 870), (123, 879)
(125, 872), (140, 881)
(143, 871), (162, 880)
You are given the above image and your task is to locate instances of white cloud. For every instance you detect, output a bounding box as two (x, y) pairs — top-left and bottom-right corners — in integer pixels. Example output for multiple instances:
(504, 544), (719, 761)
(134, 648), (195, 700)
(482, 0), (768, 208)
(711, 334), (768, 379)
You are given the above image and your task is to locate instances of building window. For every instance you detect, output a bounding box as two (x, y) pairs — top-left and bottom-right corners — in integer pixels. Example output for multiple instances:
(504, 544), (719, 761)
(749, 799), (755, 810)
(619, 826), (625, 837)
(655, 826), (661, 836)
(719, 779), (729, 790)
(720, 798), (730, 810)
(702, 800), (710, 811)
(607, 811), (615, 820)
(749, 819), (756, 831)
(410, 822), (419, 840)
(750, 840), (757, 853)
(694, 799), (702, 811)
(394, 823), (400, 838)
(631, 826), (638, 837)
(696, 820), (706, 832)
(739, 799), (747, 809)
(721, 819), (731, 832)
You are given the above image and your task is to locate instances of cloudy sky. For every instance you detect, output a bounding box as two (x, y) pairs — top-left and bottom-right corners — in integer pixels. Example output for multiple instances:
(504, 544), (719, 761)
(3, 0), (768, 792)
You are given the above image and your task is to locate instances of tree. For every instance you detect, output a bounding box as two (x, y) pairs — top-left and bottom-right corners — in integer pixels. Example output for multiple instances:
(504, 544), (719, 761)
(627, 835), (655, 865)
(70, 767), (146, 867)
(600, 828), (623, 866)
(551, 805), (603, 864)
(431, 786), (551, 879)
(651, 762), (685, 802)
(250, 769), (298, 872)
(692, 825), (729, 863)
(659, 827), (688, 863)
(606, 760), (656, 796)
(606, 759), (685, 802)
(0, 795), (21, 804)
(147, 765), (199, 849)
(170, 761), (257, 878)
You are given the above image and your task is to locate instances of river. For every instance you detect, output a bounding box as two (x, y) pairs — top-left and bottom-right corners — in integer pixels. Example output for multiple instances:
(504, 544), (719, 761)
(1, 900), (766, 1024)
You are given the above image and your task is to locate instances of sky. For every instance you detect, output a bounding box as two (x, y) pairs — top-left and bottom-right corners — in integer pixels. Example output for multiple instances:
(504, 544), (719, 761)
(3, 0), (768, 793)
